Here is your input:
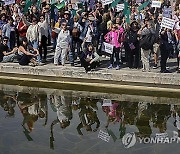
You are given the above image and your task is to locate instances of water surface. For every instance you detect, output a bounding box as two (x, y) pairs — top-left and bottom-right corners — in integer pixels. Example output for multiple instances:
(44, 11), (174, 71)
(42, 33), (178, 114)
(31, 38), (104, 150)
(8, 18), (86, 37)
(0, 84), (180, 154)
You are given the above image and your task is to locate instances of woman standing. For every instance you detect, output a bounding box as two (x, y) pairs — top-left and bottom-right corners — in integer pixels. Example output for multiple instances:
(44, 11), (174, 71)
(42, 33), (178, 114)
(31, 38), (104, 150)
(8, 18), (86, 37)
(54, 22), (71, 66)
(104, 24), (123, 70)
(25, 16), (41, 63)
(125, 21), (140, 69)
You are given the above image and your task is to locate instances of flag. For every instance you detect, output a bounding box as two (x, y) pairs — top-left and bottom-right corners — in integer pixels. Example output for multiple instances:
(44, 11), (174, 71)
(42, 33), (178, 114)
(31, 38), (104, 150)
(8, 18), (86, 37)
(23, 0), (33, 13)
(55, 1), (65, 10)
(123, 1), (130, 24)
(110, 0), (122, 8)
(137, 1), (150, 12)
(36, 0), (41, 9)
(125, 8), (131, 24)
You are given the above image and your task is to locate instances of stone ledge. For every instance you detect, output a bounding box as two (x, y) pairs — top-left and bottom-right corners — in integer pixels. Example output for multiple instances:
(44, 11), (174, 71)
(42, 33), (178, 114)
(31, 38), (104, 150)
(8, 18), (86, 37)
(0, 63), (179, 86)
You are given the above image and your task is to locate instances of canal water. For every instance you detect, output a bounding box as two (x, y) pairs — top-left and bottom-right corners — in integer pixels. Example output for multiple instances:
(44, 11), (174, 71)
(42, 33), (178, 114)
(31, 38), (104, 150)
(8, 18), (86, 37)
(0, 84), (180, 154)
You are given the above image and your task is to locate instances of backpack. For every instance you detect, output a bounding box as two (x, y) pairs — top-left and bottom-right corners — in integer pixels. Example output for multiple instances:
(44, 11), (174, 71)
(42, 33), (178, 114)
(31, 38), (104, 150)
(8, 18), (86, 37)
(140, 32), (156, 50)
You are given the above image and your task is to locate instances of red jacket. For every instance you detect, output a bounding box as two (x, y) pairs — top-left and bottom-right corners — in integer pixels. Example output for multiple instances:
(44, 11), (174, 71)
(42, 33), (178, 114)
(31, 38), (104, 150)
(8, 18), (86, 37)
(18, 21), (28, 38)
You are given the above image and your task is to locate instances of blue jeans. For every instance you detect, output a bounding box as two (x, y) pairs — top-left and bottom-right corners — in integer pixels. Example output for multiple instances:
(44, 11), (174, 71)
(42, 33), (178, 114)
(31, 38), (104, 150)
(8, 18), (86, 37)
(29, 40), (41, 63)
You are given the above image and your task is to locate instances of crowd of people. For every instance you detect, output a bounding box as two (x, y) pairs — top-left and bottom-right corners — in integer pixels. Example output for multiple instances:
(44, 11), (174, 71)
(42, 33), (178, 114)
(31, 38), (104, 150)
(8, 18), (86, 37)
(0, 0), (179, 73)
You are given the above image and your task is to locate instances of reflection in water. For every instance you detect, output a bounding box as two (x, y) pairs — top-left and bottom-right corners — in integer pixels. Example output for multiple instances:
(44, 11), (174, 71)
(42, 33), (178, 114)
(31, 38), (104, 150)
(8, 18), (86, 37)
(0, 87), (180, 153)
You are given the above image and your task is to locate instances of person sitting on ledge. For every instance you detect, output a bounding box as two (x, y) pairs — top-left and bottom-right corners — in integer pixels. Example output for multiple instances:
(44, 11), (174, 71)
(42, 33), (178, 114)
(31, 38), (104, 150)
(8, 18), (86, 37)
(0, 36), (18, 63)
(79, 44), (100, 73)
(18, 37), (39, 66)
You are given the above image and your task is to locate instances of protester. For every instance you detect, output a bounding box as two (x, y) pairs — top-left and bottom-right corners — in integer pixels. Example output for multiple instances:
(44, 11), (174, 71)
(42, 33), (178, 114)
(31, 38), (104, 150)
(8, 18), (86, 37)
(0, 36), (18, 62)
(105, 24), (123, 70)
(0, 0), (178, 74)
(138, 20), (156, 72)
(18, 37), (39, 66)
(54, 22), (71, 66)
(80, 43), (100, 72)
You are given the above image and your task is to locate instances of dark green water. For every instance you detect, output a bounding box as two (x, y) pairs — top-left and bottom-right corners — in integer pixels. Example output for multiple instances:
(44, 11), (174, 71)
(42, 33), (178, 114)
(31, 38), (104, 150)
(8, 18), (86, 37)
(0, 84), (180, 154)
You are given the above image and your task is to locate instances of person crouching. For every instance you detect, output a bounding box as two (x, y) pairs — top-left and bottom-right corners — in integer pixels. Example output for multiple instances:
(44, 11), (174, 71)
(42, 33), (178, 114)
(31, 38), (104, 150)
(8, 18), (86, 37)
(80, 44), (100, 73)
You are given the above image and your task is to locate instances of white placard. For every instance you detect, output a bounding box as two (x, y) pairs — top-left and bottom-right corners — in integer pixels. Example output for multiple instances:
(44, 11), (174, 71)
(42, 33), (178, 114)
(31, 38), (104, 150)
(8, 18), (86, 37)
(4, 0), (15, 5)
(151, 1), (161, 8)
(103, 42), (114, 54)
(102, 99), (112, 106)
(98, 130), (110, 142)
(116, 4), (124, 12)
(101, 0), (113, 6)
(161, 17), (176, 30)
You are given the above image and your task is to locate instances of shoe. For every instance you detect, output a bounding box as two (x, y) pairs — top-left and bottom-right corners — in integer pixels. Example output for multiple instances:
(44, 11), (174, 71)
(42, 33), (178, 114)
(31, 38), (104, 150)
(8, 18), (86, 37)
(28, 62), (36, 67)
(166, 66), (170, 70)
(115, 65), (120, 70)
(42, 59), (46, 63)
(160, 70), (171, 73)
(71, 63), (74, 66)
(177, 70), (180, 73)
(108, 64), (113, 69)
(153, 64), (158, 69)
(38, 62), (45, 66)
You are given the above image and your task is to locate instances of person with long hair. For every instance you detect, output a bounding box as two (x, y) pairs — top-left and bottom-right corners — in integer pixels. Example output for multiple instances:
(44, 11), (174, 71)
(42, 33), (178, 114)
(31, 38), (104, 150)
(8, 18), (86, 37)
(18, 37), (39, 66)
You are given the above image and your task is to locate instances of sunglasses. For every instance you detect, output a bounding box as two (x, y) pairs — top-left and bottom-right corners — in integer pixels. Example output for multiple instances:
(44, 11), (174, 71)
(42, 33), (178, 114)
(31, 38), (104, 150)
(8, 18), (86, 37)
(3, 39), (8, 42)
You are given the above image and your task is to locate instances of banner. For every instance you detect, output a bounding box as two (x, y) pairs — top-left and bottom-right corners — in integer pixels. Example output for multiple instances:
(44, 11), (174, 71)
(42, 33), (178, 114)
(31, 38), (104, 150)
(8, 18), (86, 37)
(104, 42), (113, 54)
(151, 1), (161, 8)
(161, 17), (175, 30)
(101, 0), (113, 6)
(137, 1), (150, 12)
(116, 3), (124, 12)
(4, 0), (15, 5)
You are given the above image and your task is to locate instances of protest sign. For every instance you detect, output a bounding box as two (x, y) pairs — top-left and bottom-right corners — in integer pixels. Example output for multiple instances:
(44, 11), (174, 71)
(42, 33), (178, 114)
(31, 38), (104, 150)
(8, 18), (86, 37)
(103, 42), (113, 54)
(116, 3), (124, 12)
(101, 0), (113, 6)
(151, 1), (161, 8)
(162, 7), (172, 18)
(102, 99), (112, 107)
(161, 17), (175, 30)
(136, 0), (142, 3)
(4, 0), (15, 5)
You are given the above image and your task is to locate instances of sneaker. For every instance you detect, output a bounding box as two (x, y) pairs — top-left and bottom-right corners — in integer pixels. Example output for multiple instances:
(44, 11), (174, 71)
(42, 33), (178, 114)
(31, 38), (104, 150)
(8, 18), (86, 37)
(153, 64), (158, 69)
(108, 64), (113, 69)
(38, 62), (45, 66)
(115, 65), (120, 70)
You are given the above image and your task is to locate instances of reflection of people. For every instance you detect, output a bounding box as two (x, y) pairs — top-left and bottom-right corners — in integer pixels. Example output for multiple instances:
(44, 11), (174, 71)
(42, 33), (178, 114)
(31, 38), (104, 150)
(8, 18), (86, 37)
(104, 102), (121, 128)
(0, 91), (17, 117)
(50, 94), (72, 149)
(77, 98), (100, 135)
